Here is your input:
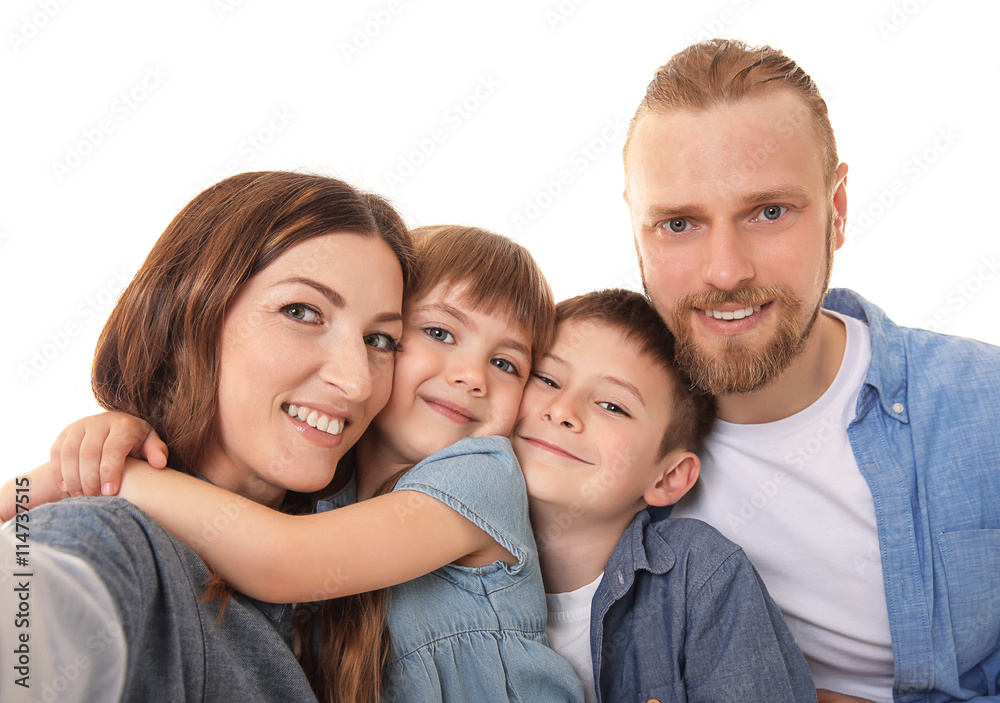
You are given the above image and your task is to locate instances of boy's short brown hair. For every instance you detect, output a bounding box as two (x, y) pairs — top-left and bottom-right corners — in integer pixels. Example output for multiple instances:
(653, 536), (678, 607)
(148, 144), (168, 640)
(556, 289), (716, 458)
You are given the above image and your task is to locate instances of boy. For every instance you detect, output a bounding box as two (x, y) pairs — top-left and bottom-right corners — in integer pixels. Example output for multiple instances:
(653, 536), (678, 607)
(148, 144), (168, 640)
(515, 289), (816, 703)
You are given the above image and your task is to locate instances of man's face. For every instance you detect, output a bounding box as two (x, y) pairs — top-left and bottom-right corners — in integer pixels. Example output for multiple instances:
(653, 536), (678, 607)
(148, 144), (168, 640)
(626, 90), (847, 396)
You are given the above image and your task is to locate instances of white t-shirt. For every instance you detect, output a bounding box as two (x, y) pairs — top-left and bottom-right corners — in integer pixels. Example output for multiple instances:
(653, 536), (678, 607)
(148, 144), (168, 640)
(546, 573), (603, 703)
(671, 311), (894, 702)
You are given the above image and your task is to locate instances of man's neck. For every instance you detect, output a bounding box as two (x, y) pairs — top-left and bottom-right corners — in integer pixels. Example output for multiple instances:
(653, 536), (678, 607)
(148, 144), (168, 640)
(531, 498), (635, 594)
(717, 311), (847, 424)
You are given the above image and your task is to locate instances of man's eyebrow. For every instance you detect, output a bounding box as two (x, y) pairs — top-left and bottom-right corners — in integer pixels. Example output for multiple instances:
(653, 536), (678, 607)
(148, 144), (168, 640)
(742, 186), (811, 206)
(272, 277), (345, 307)
(645, 203), (707, 221)
(603, 376), (645, 408)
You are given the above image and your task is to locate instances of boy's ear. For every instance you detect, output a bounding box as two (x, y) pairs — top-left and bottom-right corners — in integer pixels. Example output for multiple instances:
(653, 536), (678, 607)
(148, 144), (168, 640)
(643, 451), (700, 508)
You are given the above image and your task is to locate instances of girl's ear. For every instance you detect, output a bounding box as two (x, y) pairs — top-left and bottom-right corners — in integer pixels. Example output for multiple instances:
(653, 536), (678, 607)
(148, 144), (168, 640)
(643, 451), (700, 508)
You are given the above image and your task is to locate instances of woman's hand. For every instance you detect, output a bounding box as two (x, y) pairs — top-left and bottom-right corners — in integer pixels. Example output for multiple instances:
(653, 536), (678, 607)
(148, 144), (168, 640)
(816, 690), (875, 703)
(51, 412), (169, 497)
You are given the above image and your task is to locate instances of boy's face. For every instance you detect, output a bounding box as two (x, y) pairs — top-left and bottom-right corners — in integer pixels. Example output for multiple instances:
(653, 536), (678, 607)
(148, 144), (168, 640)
(513, 319), (679, 520)
(373, 282), (533, 466)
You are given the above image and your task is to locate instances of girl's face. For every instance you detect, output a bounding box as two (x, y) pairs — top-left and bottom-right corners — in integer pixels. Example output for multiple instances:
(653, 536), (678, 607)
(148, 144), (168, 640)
(371, 282), (532, 468)
(205, 233), (404, 506)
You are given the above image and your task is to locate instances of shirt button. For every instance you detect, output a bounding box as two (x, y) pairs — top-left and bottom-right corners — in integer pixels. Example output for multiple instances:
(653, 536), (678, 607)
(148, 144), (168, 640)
(892, 402), (904, 414)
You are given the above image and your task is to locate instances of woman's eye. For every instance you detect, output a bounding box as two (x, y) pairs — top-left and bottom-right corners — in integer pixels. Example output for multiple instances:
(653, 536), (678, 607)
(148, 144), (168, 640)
(492, 358), (519, 376)
(757, 205), (787, 221)
(661, 218), (692, 233)
(598, 401), (630, 416)
(283, 304), (320, 324)
(365, 333), (400, 352)
(532, 372), (558, 389)
(424, 327), (455, 344)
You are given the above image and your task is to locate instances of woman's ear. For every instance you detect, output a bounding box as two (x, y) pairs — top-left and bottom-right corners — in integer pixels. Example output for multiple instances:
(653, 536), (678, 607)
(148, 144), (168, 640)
(643, 451), (700, 508)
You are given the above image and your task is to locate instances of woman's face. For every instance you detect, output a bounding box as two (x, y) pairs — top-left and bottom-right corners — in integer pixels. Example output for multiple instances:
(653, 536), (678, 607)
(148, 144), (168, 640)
(204, 232), (404, 506)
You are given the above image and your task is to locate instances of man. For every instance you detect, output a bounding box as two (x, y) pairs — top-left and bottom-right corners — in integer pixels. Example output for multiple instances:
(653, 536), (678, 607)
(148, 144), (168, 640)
(625, 39), (1000, 703)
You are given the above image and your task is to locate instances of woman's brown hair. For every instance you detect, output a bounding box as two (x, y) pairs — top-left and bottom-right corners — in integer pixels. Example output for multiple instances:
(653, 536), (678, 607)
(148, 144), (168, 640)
(90, 171), (413, 703)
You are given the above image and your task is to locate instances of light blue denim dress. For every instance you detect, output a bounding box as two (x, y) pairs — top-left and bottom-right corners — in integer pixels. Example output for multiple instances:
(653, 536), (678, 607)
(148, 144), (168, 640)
(320, 436), (583, 702)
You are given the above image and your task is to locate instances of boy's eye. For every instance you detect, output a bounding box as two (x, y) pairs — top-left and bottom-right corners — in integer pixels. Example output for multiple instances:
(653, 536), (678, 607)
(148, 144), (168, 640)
(532, 372), (559, 389)
(423, 327), (455, 344)
(492, 358), (519, 376)
(365, 332), (400, 352)
(597, 401), (630, 417)
(283, 303), (321, 324)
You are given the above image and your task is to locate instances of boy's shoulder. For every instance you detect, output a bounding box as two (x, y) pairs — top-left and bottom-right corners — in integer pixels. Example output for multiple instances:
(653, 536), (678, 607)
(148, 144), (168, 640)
(607, 510), (752, 595)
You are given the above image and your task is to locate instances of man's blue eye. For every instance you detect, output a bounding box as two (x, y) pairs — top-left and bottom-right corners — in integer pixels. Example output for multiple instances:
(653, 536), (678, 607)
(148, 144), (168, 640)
(760, 205), (787, 221)
(665, 218), (690, 233)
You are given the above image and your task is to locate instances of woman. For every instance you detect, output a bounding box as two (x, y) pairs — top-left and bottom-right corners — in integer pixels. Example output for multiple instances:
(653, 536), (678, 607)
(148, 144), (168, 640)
(0, 171), (413, 702)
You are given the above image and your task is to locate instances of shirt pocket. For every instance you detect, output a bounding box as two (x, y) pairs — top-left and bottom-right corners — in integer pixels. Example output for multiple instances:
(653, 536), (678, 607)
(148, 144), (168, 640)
(937, 529), (1000, 672)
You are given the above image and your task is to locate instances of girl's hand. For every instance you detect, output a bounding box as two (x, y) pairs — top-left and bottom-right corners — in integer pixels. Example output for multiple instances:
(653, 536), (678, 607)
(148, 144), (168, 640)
(0, 463), (67, 522)
(51, 412), (169, 497)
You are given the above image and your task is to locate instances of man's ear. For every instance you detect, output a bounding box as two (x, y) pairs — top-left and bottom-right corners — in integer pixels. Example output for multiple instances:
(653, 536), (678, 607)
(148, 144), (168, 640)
(644, 451), (700, 507)
(832, 162), (849, 250)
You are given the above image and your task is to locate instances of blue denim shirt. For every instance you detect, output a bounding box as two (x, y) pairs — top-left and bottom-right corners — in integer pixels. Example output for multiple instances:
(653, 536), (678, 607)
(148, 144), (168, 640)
(822, 289), (1000, 702)
(591, 510), (817, 702)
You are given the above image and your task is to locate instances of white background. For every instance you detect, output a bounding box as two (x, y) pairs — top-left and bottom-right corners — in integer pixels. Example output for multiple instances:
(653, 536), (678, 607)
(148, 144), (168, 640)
(2, 0), (998, 485)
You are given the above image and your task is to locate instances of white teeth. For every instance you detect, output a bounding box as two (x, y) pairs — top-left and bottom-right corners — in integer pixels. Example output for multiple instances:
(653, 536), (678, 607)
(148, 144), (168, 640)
(705, 305), (762, 320)
(283, 404), (345, 435)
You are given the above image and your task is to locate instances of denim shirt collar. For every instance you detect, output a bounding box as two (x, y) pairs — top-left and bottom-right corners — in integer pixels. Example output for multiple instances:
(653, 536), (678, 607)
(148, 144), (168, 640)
(600, 510), (676, 602)
(823, 287), (910, 425)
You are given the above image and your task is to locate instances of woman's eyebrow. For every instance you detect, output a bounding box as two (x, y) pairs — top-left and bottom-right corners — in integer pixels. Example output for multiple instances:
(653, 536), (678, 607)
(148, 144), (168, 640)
(271, 277), (345, 307)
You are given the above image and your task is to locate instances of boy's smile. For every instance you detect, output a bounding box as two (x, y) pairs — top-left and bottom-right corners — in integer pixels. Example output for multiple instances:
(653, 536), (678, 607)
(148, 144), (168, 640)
(372, 282), (533, 468)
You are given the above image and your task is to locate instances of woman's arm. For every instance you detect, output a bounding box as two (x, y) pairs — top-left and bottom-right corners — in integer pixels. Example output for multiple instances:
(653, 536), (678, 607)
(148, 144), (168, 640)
(118, 460), (503, 603)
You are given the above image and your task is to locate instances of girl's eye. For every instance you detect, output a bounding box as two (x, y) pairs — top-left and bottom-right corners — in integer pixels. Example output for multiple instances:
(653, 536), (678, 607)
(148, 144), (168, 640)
(424, 327), (455, 344)
(757, 205), (787, 221)
(661, 218), (692, 233)
(598, 401), (630, 417)
(365, 333), (400, 352)
(532, 372), (558, 389)
(492, 358), (519, 376)
(283, 304), (321, 324)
